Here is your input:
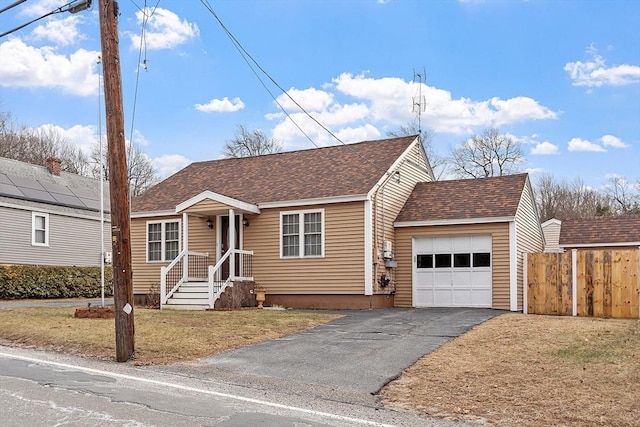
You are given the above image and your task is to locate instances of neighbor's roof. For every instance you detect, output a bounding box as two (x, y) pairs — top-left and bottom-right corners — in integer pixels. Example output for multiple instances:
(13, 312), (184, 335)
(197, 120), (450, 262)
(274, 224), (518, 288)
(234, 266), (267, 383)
(132, 136), (419, 213)
(559, 216), (640, 246)
(0, 157), (109, 212)
(395, 173), (529, 223)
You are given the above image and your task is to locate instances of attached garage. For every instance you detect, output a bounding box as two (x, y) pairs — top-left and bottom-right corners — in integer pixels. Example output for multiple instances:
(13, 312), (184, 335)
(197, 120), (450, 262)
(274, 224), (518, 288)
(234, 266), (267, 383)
(413, 235), (492, 307)
(393, 174), (544, 311)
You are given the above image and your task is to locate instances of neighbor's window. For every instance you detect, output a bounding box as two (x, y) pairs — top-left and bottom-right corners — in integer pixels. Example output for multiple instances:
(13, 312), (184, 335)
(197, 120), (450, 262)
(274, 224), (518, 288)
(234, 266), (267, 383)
(147, 220), (180, 262)
(281, 209), (324, 258)
(32, 212), (49, 246)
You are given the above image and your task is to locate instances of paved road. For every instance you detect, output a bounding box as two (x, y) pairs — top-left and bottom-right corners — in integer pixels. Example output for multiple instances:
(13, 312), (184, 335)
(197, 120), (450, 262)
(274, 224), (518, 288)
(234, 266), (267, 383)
(156, 307), (502, 407)
(0, 346), (470, 426)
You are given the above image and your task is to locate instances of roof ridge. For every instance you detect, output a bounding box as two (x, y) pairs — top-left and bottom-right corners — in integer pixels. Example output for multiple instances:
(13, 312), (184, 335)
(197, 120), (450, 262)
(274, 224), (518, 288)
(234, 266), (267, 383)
(190, 135), (418, 167)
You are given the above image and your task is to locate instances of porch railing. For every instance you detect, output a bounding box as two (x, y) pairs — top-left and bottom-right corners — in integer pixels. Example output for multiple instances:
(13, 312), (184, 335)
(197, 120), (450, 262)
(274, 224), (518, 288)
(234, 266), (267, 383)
(160, 250), (209, 305)
(161, 249), (253, 309)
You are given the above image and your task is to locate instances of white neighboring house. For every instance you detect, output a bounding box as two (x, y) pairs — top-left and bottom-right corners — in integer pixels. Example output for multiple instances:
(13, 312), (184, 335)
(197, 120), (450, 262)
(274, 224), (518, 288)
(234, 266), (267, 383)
(0, 157), (111, 267)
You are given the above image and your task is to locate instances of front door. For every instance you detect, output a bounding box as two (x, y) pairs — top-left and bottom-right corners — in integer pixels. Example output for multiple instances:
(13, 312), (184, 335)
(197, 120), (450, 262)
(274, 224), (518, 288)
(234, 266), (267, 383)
(221, 215), (240, 278)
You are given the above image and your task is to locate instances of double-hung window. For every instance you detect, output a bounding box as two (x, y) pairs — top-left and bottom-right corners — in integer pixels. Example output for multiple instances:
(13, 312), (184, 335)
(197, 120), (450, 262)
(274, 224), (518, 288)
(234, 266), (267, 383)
(147, 220), (180, 262)
(32, 212), (49, 246)
(281, 209), (324, 258)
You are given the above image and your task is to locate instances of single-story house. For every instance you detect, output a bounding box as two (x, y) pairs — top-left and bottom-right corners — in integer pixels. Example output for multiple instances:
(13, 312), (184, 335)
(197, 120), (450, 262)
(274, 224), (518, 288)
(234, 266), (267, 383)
(393, 174), (543, 311)
(0, 157), (110, 267)
(559, 216), (640, 250)
(130, 136), (543, 311)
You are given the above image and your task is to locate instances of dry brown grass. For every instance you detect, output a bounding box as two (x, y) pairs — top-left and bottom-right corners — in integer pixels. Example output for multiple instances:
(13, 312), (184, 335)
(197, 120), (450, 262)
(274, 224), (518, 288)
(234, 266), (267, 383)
(0, 307), (341, 365)
(382, 314), (640, 427)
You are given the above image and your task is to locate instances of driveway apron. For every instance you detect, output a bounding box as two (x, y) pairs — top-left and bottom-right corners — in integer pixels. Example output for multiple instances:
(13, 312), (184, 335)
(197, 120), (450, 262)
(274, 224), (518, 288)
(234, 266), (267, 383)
(164, 307), (502, 405)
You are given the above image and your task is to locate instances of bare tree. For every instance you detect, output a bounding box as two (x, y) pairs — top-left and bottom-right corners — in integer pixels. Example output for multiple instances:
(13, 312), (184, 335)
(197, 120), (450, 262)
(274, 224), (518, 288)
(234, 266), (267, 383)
(449, 128), (524, 178)
(603, 176), (640, 215)
(90, 139), (159, 197)
(387, 122), (448, 179)
(223, 124), (282, 158)
(0, 110), (89, 174)
(534, 173), (612, 221)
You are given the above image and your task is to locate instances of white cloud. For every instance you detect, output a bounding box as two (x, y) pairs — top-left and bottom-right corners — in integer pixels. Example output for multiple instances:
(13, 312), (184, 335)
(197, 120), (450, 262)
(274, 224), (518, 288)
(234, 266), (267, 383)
(34, 123), (97, 155)
(600, 134), (629, 148)
(523, 167), (545, 175)
(0, 38), (100, 96)
(276, 88), (334, 112)
(531, 141), (559, 155)
(195, 97), (245, 113)
(567, 137), (606, 152)
(21, 0), (64, 17)
(331, 72), (558, 134)
(32, 15), (84, 46)
(152, 154), (191, 178)
(128, 8), (199, 50)
(564, 47), (640, 87)
(266, 72), (559, 149)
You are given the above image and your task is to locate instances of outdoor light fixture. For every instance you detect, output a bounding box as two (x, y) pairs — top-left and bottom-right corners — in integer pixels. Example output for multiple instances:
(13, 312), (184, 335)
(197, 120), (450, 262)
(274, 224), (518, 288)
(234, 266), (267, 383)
(69, 0), (92, 14)
(206, 218), (213, 229)
(243, 218), (249, 228)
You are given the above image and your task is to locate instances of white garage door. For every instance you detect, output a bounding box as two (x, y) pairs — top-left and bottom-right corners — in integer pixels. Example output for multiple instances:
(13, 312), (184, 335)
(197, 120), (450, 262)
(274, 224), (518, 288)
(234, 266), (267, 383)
(413, 235), (492, 308)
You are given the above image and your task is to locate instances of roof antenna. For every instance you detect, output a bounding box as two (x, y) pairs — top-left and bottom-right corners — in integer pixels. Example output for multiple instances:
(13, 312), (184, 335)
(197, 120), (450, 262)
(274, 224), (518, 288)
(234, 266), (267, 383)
(412, 68), (427, 142)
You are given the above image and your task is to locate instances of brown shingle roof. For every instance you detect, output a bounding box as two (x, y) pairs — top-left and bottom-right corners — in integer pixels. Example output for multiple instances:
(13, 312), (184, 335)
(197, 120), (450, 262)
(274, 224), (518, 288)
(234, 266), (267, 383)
(559, 216), (640, 246)
(133, 136), (418, 213)
(395, 174), (528, 223)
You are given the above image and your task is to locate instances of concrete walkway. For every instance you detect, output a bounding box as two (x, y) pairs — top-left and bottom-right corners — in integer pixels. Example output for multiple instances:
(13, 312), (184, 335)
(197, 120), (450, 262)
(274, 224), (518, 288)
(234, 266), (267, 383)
(0, 298), (114, 309)
(159, 307), (503, 406)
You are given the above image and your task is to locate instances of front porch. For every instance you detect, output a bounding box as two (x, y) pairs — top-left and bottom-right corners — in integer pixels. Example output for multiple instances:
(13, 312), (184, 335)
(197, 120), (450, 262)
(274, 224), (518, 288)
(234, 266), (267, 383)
(160, 248), (255, 310)
(159, 192), (260, 310)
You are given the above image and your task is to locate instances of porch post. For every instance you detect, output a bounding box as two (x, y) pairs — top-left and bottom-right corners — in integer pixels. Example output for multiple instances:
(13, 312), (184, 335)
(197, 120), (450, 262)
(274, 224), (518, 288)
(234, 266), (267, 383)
(182, 212), (188, 280)
(229, 208), (235, 280)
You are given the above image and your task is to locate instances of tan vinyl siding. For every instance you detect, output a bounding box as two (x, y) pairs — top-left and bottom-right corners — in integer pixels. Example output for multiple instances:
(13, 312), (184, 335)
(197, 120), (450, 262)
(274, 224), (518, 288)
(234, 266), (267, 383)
(394, 223), (511, 309)
(542, 220), (562, 252)
(0, 205), (109, 267)
(131, 214), (216, 295)
(373, 142), (432, 293)
(182, 199), (232, 215)
(515, 182), (544, 310)
(244, 201), (365, 294)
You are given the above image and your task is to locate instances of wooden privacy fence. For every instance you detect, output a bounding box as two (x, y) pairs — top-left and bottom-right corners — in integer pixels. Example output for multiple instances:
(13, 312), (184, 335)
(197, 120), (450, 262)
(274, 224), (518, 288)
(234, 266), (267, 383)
(525, 249), (640, 319)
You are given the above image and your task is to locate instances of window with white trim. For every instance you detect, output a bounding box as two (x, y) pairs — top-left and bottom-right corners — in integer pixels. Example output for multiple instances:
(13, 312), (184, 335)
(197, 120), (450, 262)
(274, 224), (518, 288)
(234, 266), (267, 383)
(281, 209), (324, 258)
(147, 220), (180, 262)
(32, 212), (49, 246)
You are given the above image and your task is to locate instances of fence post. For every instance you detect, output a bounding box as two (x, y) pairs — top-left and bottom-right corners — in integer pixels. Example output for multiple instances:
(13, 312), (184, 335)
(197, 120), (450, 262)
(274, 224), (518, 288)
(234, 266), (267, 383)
(572, 249), (578, 317)
(523, 252), (528, 314)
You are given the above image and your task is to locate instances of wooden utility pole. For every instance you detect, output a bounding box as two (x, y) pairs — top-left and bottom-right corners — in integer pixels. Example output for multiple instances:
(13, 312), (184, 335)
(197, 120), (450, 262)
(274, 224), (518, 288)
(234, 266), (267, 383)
(99, 0), (135, 362)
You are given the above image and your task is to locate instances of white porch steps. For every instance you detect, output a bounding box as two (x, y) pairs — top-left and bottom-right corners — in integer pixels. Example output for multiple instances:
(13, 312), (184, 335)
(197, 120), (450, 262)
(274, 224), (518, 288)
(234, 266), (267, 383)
(164, 281), (210, 310)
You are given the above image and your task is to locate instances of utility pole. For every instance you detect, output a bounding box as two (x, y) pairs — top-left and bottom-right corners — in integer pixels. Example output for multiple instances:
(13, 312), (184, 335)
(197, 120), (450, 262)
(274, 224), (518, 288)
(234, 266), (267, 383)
(99, 0), (135, 362)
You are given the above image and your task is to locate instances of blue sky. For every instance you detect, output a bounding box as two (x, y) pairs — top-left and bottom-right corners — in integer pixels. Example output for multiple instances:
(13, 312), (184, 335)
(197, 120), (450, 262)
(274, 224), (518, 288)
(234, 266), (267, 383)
(0, 0), (638, 188)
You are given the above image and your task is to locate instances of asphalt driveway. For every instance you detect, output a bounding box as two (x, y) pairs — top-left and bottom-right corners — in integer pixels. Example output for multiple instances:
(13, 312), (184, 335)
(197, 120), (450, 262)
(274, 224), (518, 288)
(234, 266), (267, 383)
(160, 307), (502, 406)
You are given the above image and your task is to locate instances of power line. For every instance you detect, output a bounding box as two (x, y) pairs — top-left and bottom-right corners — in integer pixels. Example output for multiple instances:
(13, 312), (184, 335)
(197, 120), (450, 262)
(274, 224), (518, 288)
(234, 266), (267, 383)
(198, 0), (320, 149)
(0, 0), (28, 16)
(197, 0), (404, 177)
(0, 0), (91, 38)
(128, 0), (161, 154)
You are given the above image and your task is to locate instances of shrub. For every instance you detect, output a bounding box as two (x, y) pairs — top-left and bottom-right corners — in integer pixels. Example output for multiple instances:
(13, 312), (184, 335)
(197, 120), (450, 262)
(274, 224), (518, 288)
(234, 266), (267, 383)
(0, 265), (113, 299)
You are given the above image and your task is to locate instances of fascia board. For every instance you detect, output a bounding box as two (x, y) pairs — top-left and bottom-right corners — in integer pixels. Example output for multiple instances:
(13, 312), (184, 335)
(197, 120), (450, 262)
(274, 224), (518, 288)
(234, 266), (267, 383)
(394, 216), (515, 228)
(258, 194), (368, 209)
(175, 190), (260, 214)
(367, 136), (421, 199)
